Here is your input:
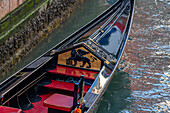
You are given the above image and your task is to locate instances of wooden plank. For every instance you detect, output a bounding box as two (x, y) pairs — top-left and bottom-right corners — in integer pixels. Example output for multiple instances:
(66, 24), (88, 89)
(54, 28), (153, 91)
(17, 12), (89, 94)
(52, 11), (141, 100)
(84, 92), (98, 108)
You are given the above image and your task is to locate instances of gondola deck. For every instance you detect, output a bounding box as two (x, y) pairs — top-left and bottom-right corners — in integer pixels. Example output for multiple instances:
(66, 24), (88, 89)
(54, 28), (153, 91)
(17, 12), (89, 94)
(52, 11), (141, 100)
(0, 0), (134, 113)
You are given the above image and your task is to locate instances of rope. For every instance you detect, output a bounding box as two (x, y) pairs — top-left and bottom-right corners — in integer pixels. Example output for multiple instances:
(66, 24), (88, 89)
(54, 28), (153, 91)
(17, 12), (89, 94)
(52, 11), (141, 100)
(79, 81), (85, 104)
(0, 97), (3, 105)
(85, 82), (92, 86)
(65, 77), (76, 83)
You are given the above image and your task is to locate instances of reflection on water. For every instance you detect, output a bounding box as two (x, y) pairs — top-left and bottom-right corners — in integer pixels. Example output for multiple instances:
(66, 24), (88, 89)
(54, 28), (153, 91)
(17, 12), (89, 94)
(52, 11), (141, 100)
(98, 13), (128, 55)
(98, 0), (169, 112)
(97, 71), (131, 113)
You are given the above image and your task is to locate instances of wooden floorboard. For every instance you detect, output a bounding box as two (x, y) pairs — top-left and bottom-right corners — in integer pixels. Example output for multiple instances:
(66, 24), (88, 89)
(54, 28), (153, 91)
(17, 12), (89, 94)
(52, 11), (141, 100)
(84, 92), (98, 108)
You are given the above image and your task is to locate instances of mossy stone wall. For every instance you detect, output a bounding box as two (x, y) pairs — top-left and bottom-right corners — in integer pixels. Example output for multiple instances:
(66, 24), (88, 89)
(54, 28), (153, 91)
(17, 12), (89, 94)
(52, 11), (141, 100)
(0, 0), (84, 77)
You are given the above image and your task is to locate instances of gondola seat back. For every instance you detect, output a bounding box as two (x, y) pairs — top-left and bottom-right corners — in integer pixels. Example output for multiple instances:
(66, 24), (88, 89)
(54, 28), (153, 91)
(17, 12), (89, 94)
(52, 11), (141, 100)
(48, 65), (98, 80)
(54, 45), (103, 71)
(44, 75), (85, 112)
(44, 80), (91, 93)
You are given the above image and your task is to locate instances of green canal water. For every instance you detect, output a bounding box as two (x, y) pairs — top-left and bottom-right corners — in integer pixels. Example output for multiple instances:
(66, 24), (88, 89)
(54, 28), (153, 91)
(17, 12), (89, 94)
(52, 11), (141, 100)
(1, 0), (169, 112)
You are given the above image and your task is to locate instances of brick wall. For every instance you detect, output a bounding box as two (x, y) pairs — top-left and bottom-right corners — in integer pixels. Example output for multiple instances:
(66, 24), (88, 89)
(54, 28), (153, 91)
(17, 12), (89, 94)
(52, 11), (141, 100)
(0, 0), (25, 19)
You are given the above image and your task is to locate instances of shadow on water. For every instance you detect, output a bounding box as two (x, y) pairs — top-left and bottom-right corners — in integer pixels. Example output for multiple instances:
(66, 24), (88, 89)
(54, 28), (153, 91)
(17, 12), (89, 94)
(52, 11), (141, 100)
(97, 70), (132, 113)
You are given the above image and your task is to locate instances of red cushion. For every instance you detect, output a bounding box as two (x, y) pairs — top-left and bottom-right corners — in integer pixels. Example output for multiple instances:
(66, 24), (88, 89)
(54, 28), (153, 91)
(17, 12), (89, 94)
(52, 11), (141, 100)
(49, 65), (98, 80)
(44, 93), (73, 112)
(0, 106), (21, 113)
(44, 80), (90, 93)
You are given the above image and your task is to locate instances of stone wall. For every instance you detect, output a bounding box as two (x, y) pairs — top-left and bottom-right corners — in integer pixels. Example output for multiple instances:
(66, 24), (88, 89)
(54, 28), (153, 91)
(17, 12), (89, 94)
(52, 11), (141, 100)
(0, 0), (84, 76)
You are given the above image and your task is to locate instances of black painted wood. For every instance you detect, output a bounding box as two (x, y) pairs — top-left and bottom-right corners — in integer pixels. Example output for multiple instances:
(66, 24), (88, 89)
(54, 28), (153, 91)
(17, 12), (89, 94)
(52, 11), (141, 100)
(26, 57), (52, 69)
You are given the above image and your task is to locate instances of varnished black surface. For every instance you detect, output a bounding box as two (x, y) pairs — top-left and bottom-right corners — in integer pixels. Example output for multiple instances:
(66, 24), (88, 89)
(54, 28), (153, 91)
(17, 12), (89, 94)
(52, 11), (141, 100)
(0, 57), (52, 96)
(0, 0), (123, 103)
(26, 57), (52, 69)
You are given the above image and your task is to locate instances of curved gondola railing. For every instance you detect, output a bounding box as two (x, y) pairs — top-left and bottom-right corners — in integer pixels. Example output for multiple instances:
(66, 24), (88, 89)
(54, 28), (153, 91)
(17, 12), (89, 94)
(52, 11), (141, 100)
(0, 0), (126, 106)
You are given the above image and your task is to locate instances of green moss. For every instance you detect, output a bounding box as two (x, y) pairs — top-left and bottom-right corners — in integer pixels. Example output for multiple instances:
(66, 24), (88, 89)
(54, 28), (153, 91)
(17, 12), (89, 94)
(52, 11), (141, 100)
(0, 0), (48, 43)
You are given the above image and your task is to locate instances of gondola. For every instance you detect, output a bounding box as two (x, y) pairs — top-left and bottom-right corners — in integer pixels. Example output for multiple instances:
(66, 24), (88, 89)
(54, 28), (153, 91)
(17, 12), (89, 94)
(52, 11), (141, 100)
(0, 0), (134, 113)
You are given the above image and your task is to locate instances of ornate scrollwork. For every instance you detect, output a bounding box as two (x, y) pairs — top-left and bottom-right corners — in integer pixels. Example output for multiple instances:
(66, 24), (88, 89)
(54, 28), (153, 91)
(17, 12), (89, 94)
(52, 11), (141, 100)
(85, 40), (111, 60)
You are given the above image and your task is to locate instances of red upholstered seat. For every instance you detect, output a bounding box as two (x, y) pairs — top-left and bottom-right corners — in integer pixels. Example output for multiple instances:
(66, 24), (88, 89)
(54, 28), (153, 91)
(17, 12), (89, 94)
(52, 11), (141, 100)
(0, 106), (22, 113)
(44, 93), (73, 112)
(44, 75), (85, 112)
(48, 65), (98, 80)
(44, 80), (90, 93)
